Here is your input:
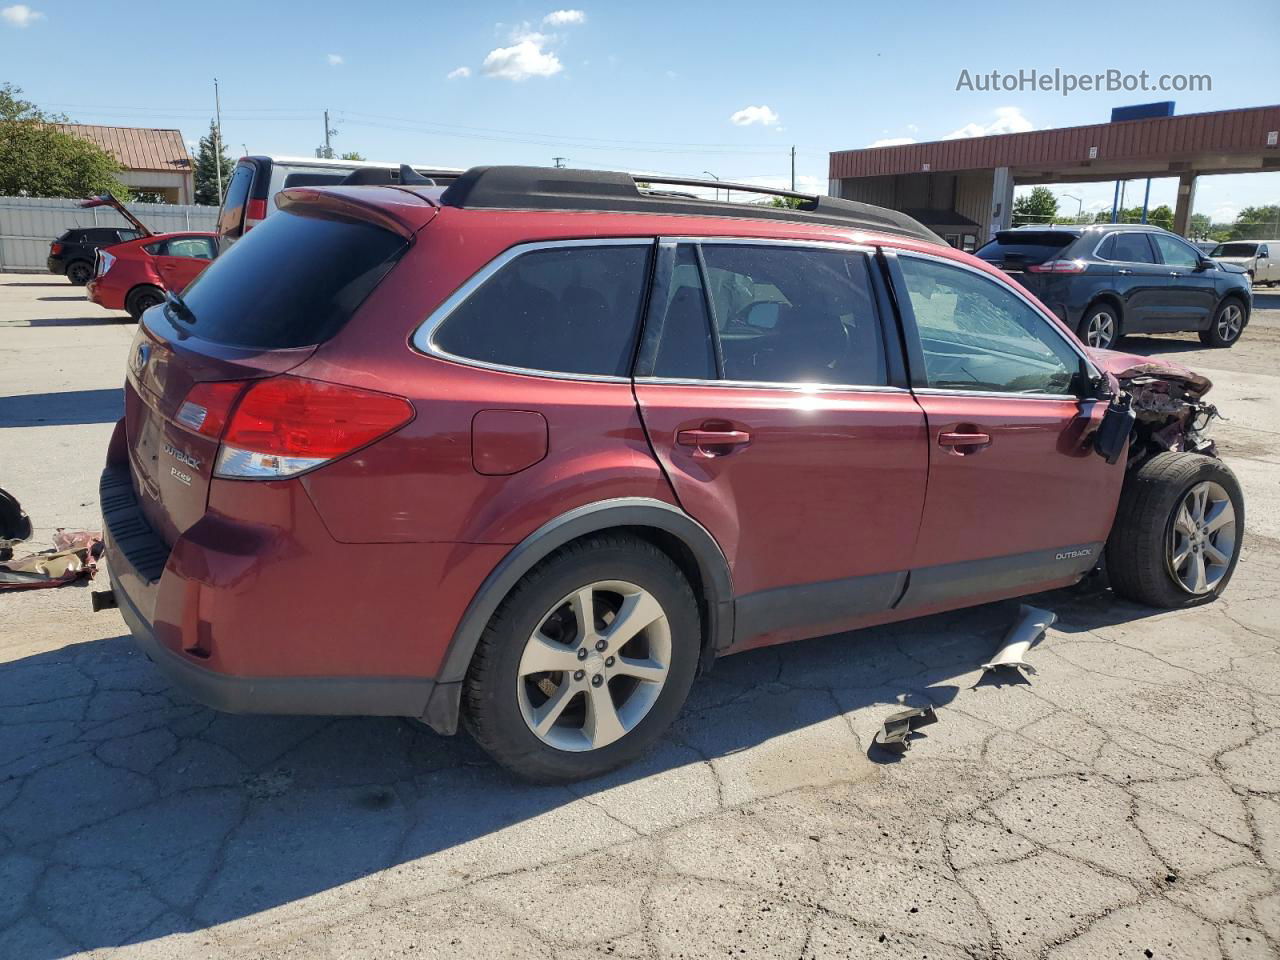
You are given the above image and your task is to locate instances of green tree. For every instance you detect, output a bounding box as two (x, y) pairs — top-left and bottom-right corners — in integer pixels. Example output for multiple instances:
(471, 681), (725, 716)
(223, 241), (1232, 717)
(769, 195), (804, 209)
(1189, 213), (1212, 240)
(1012, 186), (1059, 225)
(193, 120), (233, 206)
(1231, 205), (1280, 240)
(339, 151), (365, 161)
(1146, 204), (1174, 230)
(0, 84), (128, 198)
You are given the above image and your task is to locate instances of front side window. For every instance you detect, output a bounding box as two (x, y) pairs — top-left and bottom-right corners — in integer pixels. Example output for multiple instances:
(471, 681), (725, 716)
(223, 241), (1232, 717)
(650, 243), (885, 386)
(1151, 233), (1200, 268)
(432, 244), (651, 378)
(898, 256), (1080, 396)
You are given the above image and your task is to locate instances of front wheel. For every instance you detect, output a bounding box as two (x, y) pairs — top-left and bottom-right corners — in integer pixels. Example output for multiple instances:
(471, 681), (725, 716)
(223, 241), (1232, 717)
(1107, 453), (1243, 608)
(1198, 299), (1245, 347)
(463, 534), (701, 783)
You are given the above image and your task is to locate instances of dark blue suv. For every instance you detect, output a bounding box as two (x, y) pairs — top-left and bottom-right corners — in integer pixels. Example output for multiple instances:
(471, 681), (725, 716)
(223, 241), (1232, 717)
(977, 224), (1253, 349)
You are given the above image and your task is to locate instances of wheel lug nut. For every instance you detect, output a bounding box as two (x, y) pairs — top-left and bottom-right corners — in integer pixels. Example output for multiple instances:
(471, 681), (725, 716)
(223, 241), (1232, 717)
(591, 674), (604, 687)
(573, 670), (585, 681)
(605, 656), (615, 668)
(577, 648), (588, 661)
(595, 639), (607, 652)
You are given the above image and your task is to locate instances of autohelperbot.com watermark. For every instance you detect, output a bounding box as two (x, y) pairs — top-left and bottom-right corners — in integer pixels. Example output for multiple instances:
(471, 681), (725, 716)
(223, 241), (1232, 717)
(956, 68), (1211, 96)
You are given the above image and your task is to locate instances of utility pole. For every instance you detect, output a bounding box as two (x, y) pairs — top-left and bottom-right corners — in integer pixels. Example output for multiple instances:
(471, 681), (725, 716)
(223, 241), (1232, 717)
(213, 78), (224, 201)
(553, 156), (568, 168)
(323, 110), (336, 159)
(790, 145), (796, 192)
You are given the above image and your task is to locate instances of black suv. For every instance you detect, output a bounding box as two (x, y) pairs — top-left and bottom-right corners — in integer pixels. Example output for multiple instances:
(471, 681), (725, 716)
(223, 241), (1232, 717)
(976, 224), (1253, 349)
(47, 227), (141, 285)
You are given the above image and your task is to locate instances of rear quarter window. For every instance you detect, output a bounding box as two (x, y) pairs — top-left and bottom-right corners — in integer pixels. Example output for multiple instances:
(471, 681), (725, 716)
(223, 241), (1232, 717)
(429, 243), (651, 378)
(175, 208), (407, 349)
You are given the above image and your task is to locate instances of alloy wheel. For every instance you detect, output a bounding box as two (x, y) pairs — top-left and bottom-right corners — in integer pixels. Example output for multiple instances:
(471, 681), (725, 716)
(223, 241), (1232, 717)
(1085, 310), (1116, 348)
(1169, 480), (1236, 594)
(1216, 304), (1243, 343)
(516, 580), (671, 752)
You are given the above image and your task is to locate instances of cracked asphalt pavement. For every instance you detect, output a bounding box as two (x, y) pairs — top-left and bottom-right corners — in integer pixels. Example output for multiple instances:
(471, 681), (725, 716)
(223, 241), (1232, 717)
(3, 278), (1280, 959)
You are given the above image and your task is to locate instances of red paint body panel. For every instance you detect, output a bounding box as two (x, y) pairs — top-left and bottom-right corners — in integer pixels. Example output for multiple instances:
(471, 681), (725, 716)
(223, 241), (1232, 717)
(85, 231), (216, 311)
(634, 383), (929, 596)
(472, 410), (549, 476)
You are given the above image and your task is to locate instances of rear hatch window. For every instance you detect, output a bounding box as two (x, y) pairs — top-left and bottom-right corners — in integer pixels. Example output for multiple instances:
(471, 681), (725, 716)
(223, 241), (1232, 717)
(976, 231), (1078, 271)
(176, 206), (408, 349)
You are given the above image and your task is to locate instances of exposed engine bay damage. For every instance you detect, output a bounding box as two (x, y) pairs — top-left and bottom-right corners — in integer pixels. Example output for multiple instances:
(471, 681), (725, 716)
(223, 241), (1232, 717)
(1088, 349), (1220, 464)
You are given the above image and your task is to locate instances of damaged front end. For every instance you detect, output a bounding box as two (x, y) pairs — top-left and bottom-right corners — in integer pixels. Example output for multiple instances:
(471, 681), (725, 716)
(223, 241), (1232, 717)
(1088, 348), (1219, 465)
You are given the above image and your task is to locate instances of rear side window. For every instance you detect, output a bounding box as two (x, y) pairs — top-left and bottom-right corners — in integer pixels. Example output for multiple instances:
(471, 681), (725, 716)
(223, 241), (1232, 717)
(217, 163), (255, 237)
(176, 209), (407, 349)
(431, 244), (651, 378)
(976, 231), (1076, 266)
(1097, 232), (1156, 263)
(283, 172), (351, 188)
(650, 243), (885, 387)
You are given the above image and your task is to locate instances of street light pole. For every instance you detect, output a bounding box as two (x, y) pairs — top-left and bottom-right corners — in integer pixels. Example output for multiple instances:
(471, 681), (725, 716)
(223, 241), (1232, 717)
(1063, 193), (1083, 222)
(703, 170), (720, 202)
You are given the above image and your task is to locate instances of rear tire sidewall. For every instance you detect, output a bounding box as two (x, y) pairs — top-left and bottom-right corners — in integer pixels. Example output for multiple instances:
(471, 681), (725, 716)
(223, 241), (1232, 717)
(65, 261), (93, 285)
(126, 287), (163, 320)
(464, 538), (701, 783)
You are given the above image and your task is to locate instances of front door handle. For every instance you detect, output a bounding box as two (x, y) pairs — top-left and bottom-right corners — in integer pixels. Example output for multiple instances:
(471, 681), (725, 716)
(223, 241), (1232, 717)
(1117, 268), (1133, 275)
(938, 430), (991, 455)
(677, 427), (751, 457)
(1169, 271), (1182, 277)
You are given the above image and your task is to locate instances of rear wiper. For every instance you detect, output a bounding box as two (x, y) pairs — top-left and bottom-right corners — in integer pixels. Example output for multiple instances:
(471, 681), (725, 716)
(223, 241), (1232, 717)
(163, 289), (197, 325)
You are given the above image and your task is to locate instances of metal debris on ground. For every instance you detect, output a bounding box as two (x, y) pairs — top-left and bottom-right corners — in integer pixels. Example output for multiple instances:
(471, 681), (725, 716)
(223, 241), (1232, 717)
(981, 603), (1057, 675)
(0, 529), (103, 591)
(873, 704), (939, 753)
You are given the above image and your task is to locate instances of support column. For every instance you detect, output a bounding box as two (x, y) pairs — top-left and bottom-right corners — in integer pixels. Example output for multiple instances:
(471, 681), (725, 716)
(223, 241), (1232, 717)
(828, 178), (841, 199)
(989, 166), (1013, 239)
(1172, 172), (1198, 237)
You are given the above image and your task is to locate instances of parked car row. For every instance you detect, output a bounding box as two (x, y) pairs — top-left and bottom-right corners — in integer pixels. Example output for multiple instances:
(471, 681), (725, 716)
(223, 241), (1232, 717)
(96, 165), (1244, 782)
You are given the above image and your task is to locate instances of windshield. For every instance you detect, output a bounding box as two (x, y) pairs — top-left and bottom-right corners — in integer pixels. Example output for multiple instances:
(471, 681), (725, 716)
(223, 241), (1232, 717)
(1210, 242), (1258, 258)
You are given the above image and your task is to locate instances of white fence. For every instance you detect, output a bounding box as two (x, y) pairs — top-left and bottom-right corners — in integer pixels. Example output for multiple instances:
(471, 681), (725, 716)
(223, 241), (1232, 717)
(0, 196), (219, 272)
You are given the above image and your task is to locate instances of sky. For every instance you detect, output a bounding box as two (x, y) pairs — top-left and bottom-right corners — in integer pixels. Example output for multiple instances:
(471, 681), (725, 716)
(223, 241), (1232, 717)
(3, 0), (1278, 223)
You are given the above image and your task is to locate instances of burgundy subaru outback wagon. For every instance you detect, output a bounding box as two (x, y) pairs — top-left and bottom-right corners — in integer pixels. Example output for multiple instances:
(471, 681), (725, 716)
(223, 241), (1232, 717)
(100, 166), (1243, 782)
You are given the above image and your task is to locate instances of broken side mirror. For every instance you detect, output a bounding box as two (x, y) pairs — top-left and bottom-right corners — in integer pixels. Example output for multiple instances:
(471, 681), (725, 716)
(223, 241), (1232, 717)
(1093, 394), (1135, 465)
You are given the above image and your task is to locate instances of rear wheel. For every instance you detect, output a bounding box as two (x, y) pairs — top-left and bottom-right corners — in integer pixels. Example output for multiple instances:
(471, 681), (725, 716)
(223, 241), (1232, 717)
(463, 534), (700, 783)
(1078, 303), (1119, 349)
(125, 286), (164, 320)
(65, 260), (93, 286)
(1107, 452), (1243, 608)
(1198, 299), (1245, 347)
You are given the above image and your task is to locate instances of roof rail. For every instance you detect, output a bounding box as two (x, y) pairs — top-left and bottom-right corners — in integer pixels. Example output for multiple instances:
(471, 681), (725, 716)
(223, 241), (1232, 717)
(437, 166), (942, 243)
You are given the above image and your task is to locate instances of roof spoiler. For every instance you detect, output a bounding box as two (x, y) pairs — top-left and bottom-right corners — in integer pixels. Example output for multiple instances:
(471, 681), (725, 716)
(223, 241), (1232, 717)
(339, 164), (438, 187)
(437, 166), (943, 243)
(79, 193), (153, 238)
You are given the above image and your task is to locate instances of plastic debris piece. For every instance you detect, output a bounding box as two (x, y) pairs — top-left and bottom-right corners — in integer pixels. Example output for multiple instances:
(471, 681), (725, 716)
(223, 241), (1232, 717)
(982, 604), (1057, 675)
(873, 704), (938, 753)
(0, 533), (103, 591)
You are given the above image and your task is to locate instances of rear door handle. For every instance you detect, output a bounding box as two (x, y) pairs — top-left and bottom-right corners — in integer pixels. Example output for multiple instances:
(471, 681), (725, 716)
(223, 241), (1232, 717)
(677, 428), (751, 456)
(1169, 271), (1182, 277)
(1117, 268), (1133, 275)
(938, 430), (991, 453)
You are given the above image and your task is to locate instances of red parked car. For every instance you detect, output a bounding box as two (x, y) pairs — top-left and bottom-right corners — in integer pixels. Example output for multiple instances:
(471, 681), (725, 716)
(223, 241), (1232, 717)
(87, 231), (218, 319)
(98, 167), (1243, 782)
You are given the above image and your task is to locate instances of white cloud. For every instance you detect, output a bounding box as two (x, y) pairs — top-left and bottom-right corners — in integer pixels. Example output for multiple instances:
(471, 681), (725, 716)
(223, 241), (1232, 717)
(483, 30), (563, 81)
(730, 105), (780, 127)
(942, 106), (1032, 140)
(869, 137), (916, 148)
(326, 53), (344, 66)
(1, 4), (43, 26)
(543, 9), (585, 25)
(446, 66), (472, 80)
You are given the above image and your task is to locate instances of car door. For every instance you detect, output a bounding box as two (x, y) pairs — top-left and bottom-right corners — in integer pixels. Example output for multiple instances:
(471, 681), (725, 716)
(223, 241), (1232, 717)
(633, 240), (929, 650)
(1150, 232), (1217, 329)
(1094, 231), (1165, 331)
(1257, 243), (1275, 283)
(150, 236), (216, 292)
(886, 250), (1124, 612)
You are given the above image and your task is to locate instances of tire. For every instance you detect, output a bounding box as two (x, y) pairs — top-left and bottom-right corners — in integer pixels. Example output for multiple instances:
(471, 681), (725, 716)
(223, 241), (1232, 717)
(65, 260), (94, 286)
(1107, 452), (1244, 609)
(125, 286), (164, 320)
(1078, 302), (1120, 349)
(463, 533), (701, 783)
(1198, 298), (1246, 347)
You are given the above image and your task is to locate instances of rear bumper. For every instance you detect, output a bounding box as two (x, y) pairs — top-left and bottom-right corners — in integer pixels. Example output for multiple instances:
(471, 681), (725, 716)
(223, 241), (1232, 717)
(46, 256), (66, 275)
(85, 279), (123, 310)
(98, 443), (479, 721)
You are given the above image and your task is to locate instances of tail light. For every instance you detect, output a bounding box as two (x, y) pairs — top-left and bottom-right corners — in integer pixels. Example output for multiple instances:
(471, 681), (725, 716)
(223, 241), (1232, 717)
(182, 376), (414, 479)
(50, 242), (64, 255)
(244, 198), (268, 231)
(1027, 259), (1088, 274)
(96, 250), (116, 277)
